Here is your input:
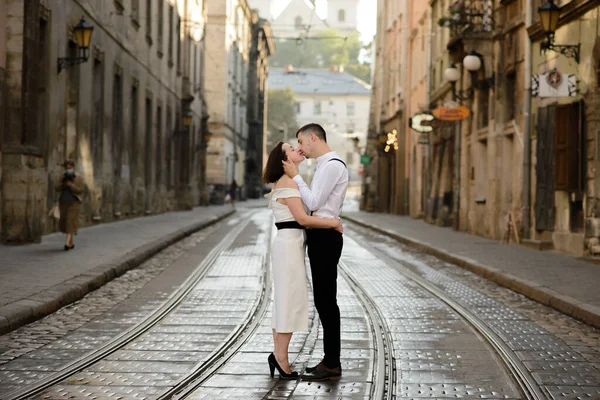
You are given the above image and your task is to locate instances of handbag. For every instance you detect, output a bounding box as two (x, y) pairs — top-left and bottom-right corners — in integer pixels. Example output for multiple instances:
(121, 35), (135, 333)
(49, 202), (60, 219)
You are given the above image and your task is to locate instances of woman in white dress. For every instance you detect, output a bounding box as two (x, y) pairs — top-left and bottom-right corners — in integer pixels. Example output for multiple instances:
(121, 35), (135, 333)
(263, 142), (343, 380)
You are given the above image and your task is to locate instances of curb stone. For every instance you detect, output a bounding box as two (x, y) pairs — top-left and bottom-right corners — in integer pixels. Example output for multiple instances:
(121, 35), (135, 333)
(0, 210), (235, 335)
(343, 215), (600, 329)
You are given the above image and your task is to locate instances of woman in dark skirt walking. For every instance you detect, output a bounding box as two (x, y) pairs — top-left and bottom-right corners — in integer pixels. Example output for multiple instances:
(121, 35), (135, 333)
(55, 160), (84, 250)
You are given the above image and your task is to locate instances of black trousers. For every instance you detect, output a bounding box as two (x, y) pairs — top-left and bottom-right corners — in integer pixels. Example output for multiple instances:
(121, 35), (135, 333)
(307, 228), (343, 368)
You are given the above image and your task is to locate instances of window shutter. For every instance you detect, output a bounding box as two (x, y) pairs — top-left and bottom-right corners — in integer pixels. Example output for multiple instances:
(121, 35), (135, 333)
(554, 102), (581, 191)
(535, 105), (556, 231)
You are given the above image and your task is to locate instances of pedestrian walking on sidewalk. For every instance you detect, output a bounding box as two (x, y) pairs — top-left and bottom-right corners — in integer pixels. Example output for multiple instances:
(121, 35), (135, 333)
(55, 160), (84, 251)
(282, 123), (349, 381)
(263, 141), (343, 380)
(229, 179), (238, 207)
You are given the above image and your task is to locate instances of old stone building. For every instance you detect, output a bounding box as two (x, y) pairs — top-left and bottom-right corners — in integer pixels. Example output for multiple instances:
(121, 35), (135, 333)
(363, 0), (409, 215)
(204, 0), (273, 202)
(527, 0), (600, 256)
(365, 0), (599, 257)
(0, 0), (208, 244)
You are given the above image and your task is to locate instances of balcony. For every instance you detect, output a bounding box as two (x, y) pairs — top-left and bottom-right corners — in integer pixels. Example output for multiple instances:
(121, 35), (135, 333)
(439, 0), (495, 45)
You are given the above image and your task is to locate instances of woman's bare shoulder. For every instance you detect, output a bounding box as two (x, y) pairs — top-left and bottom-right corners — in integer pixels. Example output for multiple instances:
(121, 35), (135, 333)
(275, 176), (298, 190)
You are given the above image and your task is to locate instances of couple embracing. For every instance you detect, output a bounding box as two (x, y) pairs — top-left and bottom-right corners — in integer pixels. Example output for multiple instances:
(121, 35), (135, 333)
(263, 123), (348, 381)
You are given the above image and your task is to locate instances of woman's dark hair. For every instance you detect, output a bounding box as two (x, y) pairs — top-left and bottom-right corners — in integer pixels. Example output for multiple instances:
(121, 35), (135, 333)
(262, 142), (288, 183)
(64, 160), (75, 167)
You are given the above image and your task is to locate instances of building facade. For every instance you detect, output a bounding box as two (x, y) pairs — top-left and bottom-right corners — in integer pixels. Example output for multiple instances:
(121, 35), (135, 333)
(363, 0), (410, 215)
(205, 0), (273, 202)
(366, 0), (600, 257)
(0, 0), (211, 244)
(268, 67), (371, 195)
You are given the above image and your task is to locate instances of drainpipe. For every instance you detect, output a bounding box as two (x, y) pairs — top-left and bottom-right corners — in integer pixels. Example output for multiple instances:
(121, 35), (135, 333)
(522, 0), (533, 239)
(452, 71), (463, 231)
(425, 7), (433, 219)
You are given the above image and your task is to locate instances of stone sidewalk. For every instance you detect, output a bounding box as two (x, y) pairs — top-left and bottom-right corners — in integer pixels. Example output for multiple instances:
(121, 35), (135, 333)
(0, 202), (248, 335)
(342, 211), (600, 329)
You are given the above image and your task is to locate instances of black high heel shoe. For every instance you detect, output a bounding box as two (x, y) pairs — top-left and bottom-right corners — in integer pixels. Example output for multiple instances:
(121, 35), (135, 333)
(268, 353), (298, 380)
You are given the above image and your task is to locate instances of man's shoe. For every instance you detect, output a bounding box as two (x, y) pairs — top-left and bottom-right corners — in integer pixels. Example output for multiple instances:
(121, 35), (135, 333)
(301, 363), (342, 381)
(305, 360), (323, 374)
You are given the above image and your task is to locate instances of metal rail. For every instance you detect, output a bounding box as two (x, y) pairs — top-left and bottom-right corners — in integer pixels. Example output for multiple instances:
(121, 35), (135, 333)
(5, 217), (251, 400)
(345, 223), (546, 400)
(339, 261), (397, 400)
(161, 229), (273, 400)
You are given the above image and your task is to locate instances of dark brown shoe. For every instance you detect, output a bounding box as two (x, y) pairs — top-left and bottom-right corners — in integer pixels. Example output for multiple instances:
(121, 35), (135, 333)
(305, 360), (323, 374)
(301, 363), (342, 381)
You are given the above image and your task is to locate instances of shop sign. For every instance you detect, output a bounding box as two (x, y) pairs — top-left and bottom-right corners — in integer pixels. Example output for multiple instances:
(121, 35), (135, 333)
(360, 153), (372, 165)
(409, 112), (435, 133)
(432, 105), (470, 121)
(532, 69), (577, 97)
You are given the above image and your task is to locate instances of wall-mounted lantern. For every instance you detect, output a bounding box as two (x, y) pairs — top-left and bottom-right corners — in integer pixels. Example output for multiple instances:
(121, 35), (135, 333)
(57, 17), (94, 73)
(183, 111), (193, 127)
(538, 0), (580, 63)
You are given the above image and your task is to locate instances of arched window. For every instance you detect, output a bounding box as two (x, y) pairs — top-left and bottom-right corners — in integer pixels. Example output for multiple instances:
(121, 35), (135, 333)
(295, 16), (303, 29)
(338, 9), (345, 22)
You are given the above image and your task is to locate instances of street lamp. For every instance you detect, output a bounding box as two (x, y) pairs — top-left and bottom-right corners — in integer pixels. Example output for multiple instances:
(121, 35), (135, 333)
(183, 111), (193, 127)
(538, 0), (580, 63)
(444, 51), (494, 100)
(57, 17), (94, 73)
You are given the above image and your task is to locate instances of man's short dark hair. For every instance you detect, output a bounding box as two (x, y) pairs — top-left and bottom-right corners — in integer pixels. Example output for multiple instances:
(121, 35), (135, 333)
(296, 123), (327, 143)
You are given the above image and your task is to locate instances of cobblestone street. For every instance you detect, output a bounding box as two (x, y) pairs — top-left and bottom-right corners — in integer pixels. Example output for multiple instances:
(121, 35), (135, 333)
(0, 206), (599, 399)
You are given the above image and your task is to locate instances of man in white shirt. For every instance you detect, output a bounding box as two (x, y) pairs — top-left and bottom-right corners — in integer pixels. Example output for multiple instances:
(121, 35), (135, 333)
(282, 123), (348, 381)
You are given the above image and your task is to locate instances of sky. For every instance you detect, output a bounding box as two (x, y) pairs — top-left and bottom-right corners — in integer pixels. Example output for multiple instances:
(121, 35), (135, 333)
(270, 0), (377, 42)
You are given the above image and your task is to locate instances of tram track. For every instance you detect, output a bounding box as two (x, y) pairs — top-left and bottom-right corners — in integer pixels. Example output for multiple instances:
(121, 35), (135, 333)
(339, 261), (397, 400)
(344, 223), (547, 400)
(4, 214), (272, 400)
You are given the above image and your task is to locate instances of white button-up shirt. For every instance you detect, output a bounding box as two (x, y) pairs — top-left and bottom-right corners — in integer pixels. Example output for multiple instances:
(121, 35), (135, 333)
(293, 151), (348, 219)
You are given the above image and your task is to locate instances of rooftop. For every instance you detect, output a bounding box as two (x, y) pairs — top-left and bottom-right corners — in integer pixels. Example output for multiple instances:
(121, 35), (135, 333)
(267, 67), (371, 95)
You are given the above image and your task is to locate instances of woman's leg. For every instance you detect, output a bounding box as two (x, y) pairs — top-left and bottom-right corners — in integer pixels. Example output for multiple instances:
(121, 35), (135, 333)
(273, 331), (293, 373)
(66, 233), (73, 246)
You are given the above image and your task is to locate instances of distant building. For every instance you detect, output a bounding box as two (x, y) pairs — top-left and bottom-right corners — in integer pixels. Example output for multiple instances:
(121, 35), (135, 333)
(204, 0), (274, 201)
(248, 0), (359, 37)
(268, 66), (370, 193)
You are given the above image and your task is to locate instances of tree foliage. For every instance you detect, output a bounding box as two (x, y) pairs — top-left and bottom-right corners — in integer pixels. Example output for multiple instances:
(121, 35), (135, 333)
(269, 29), (371, 83)
(266, 88), (300, 152)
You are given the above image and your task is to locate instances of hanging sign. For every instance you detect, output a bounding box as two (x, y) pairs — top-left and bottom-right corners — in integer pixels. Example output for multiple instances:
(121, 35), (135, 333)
(360, 153), (372, 165)
(432, 105), (470, 121)
(409, 112), (435, 133)
(532, 69), (577, 98)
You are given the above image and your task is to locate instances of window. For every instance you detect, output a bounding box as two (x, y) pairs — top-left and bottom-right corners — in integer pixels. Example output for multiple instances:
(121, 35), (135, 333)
(338, 9), (346, 22)
(146, 0), (152, 44)
(155, 105), (162, 187)
(346, 101), (355, 116)
(295, 16), (303, 30)
(168, 5), (174, 65)
(157, 0), (163, 54)
(347, 123), (355, 133)
(145, 97), (153, 192)
(313, 101), (322, 115)
(131, 0), (140, 26)
(91, 59), (104, 170)
(130, 83), (138, 191)
(294, 102), (301, 114)
(176, 16), (182, 74)
(505, 72), (516, 122)
(112, 70), (123, 194)
(477, 89), (489, 129)
(166, 107), (173, 189)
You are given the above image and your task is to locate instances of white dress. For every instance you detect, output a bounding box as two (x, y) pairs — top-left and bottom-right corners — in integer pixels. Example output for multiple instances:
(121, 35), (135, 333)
(268, 188), (309, 333)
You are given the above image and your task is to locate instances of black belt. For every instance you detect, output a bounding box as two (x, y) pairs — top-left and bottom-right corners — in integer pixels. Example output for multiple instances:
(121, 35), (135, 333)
(275, 221), (305, 230)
